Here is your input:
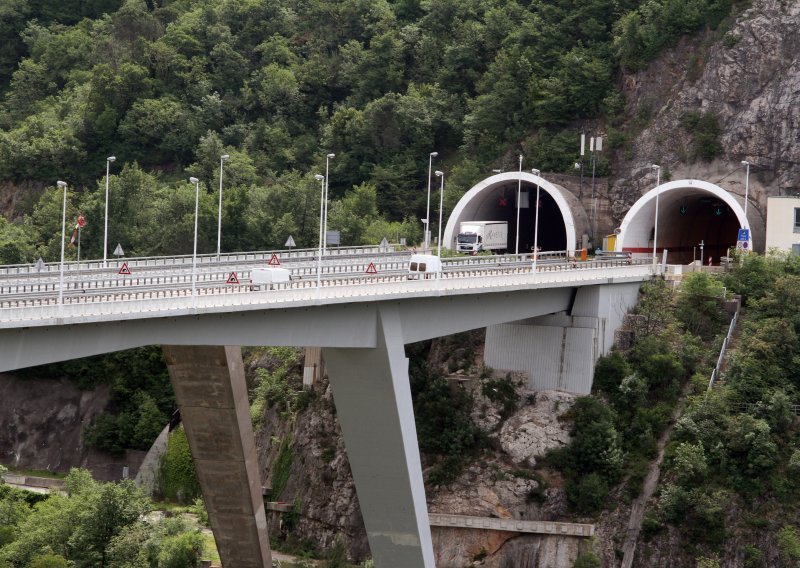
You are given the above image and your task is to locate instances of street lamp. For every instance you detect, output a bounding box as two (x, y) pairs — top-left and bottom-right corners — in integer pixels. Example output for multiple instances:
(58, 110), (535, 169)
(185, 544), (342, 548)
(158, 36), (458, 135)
(425, 151), (438, 250)
(323, 153), (335, 253)
(515, 154), (523, 255)
(315, 174), (325, 289)
(103, 156), (116, 266)
(531, 169), (541, 273)
(435, 170), (444, 260)
(651, 165), (661, 265)
(57, 181), (67, 306)
(217, 154), (230, 259)
(741, 160), (750, 219)
(189, 177), (200, 303)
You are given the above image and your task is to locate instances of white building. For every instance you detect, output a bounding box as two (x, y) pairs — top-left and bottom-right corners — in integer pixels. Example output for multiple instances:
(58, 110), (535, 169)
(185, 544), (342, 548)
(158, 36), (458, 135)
(766, 196), (800, 254)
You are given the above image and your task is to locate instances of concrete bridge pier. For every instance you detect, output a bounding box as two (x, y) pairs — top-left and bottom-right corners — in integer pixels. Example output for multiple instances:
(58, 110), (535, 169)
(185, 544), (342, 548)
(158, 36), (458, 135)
(323, 305), (435, 568)
(163, 345), (272, 568)
(484, 282), (642, 394)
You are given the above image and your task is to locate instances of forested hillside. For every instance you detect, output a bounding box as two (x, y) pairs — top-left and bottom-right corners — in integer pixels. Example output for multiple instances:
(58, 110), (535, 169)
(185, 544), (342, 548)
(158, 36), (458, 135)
(0, 0), (739, 262)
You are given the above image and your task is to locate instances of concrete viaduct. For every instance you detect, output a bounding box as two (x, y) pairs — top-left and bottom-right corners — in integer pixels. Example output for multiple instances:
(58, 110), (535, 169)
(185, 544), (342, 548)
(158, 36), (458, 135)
(1, 261), (651, 567)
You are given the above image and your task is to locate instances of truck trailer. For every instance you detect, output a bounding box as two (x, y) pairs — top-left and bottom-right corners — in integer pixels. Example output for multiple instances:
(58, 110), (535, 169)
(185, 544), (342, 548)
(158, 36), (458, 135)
(456, 221), (508, 254)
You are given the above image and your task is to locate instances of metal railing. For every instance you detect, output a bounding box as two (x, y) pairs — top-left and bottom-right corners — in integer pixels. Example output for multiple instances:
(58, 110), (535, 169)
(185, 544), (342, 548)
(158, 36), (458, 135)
(708, 308), (739, 390)
(0, 263), (655, 326)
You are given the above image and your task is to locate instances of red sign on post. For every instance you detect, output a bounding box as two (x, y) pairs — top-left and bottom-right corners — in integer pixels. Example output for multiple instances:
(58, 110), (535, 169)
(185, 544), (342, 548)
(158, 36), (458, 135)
(365, 262), (377, 274)
(268, 253), (281, 266)
(226, 272), (240, 284)
(118, 262), (131, 275)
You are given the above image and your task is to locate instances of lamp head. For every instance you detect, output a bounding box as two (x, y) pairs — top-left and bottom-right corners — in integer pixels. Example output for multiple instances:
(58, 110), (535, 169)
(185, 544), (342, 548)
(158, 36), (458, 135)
(314, 174), (325, 181)
(435, 170), (444, 177)
(491, 169), (502, 174)
(430, 151), (438, 158)
(189, 177), (199, 184)
(531, 169), (540, 176)
(574, 162), (581, 169)
(652, 164), (660, 171)
(741, 160), (749, 166)
(107, 156), (116, 163)
(57, 181), (67, 188)
(327, 153), (335, 159)
(221, 154), (230, 161)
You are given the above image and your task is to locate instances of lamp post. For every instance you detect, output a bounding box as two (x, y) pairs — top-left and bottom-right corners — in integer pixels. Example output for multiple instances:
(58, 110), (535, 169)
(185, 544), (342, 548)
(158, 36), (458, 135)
(435, 170), (444, 260)
(531, 169), (541, 273)
(315, 174), (325, 289)
(189, 177), (200, 303)
(57, 181), (68, 306)
(103, 156), (116, 267)
(515, 154), (523, 255)
(651, 164), (661, 265)
(741, 160), (750, 219)
(323, 153), (335, 253)
(217, 154), (229, 259)
(425, 151), (438, 250)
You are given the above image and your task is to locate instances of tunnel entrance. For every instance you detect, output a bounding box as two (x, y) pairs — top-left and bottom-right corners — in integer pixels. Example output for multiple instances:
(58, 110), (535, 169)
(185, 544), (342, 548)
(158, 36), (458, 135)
(446, 179), (568, 253)
(618, 181), (749, 264)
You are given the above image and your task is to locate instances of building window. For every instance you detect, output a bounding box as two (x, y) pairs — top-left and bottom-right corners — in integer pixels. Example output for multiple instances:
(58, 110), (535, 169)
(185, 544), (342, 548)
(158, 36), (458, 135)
(795, 208), (800, 232)
(793, 244), (800, 256)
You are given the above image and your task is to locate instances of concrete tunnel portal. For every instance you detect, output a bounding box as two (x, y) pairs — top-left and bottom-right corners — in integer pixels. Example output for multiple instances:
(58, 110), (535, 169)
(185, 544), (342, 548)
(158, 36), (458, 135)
(615, 179), (763, 264)
(443, 172), (589, 254)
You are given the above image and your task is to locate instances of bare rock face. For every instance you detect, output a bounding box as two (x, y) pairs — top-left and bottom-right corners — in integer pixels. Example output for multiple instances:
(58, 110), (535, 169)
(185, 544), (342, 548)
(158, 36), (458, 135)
(0, 373), (143, 480)
(609, 0), (800, 224)
(428, 389), (581, 567)
(496, 391), (576, 468)
(255, 378), (369, 561)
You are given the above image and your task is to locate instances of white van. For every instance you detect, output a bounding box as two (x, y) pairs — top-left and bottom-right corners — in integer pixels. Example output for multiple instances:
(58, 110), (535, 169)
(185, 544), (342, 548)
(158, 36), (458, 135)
(250, 267), (292, 290)
(408, 254), (442, 279)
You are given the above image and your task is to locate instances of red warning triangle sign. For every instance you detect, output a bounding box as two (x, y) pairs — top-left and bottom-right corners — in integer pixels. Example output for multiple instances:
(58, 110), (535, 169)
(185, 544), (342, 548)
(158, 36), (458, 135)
(226, 272), (240, 284)
(118, 262), (131, 275)
(268, 253), (281, 266)
(365, 262), (377, 274)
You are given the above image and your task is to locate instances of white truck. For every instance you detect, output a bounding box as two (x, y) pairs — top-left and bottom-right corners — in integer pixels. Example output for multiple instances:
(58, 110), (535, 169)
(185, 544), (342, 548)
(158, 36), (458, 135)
(456, 221), (508, 254)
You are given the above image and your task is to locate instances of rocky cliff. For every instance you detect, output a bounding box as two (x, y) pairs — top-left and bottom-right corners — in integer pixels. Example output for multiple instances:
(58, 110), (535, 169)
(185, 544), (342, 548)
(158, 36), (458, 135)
(606, 0), (800, 231)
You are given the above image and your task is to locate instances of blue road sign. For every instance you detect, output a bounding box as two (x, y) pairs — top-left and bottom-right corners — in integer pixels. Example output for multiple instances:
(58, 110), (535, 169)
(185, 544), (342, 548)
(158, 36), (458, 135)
(737, 228), (750, 241)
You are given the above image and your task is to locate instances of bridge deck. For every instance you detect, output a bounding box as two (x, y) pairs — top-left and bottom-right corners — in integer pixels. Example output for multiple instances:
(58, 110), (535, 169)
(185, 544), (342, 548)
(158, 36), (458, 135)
(429, 513), (595, 537)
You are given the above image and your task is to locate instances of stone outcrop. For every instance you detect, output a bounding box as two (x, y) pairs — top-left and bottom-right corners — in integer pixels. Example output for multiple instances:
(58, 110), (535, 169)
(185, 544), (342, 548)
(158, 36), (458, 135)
(606, 0), (800, 232)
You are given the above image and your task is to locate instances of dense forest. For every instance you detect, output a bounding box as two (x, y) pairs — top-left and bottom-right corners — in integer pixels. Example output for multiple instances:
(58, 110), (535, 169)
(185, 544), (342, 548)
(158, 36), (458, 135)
(0, 0), (738, 263)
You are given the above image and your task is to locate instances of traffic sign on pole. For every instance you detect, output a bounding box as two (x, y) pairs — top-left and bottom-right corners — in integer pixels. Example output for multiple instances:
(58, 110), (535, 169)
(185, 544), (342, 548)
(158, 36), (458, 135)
(285, 235), (296, 248)
(118, 262), (131, 275)
(366, 262), (378, 274)
(226, 272), (240, 284)
(737, 228), (750, 242)
(34, 258), (45, 271)
(268, 253), (281, 266)
(113, 243), (124, 258)
(379, 238), (389, 252)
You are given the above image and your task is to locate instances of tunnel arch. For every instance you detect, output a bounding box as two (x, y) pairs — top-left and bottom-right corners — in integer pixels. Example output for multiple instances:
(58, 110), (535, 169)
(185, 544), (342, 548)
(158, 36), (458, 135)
(616, 179), (763, 263)
(443, 172), (589, 254)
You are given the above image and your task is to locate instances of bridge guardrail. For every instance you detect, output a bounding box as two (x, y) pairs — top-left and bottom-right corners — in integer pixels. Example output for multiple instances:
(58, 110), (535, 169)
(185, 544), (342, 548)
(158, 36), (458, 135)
(0, 262), (655, 325)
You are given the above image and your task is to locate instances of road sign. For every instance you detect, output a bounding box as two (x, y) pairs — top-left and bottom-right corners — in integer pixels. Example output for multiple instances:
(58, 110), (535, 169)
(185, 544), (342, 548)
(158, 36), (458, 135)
(268, 253), (281, 266)
(737, 228), (750, 242)
(77, 213), (87, 228)
(226, 272), (240, 284)
(285, 235), (296, 248)
(118, 262), (131, 275)
(113, 243), (124, 257)
(34, 258), (45, 271)
(379, 238), (389, 252)
(326, 230), (340, 246)
(366, 262), (377, 274)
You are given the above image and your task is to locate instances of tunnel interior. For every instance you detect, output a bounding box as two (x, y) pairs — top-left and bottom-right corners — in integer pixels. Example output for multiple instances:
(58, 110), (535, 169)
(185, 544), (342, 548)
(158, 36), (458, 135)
(458, 182), (567, 253)
(623, 188), (742, 264)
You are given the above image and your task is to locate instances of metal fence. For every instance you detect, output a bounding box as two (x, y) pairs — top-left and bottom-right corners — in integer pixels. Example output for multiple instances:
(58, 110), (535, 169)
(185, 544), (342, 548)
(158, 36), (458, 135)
(708, 308), (740, 390)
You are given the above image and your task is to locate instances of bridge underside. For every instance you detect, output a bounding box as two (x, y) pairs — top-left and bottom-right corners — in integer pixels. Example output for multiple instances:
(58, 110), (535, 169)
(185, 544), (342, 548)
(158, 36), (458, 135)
(0, 280), (643, 567)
